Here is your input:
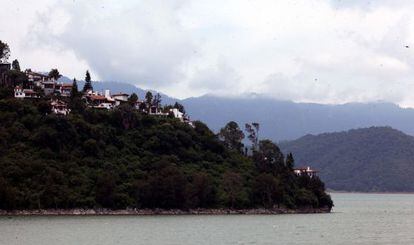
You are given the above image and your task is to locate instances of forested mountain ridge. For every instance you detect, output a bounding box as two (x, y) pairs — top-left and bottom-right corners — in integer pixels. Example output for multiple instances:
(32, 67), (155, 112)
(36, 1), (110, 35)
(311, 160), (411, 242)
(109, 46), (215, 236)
(182, 94), (414, 141)
(280, 127), (414, 192)
(0, 91), (332, 211)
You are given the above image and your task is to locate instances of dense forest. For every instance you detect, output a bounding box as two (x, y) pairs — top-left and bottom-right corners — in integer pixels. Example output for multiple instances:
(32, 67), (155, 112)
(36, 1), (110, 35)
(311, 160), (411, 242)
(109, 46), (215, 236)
(0, 86), (332, 210)
(280, 127), (414, 192)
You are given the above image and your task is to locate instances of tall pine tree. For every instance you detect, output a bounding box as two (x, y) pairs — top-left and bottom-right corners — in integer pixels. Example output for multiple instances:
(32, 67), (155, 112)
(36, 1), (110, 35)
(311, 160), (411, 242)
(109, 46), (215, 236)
(82, 70), (93, 92)
(69, 78), (85, 112)
(70, 78), (79, 99)
(285, 153), (294, 170)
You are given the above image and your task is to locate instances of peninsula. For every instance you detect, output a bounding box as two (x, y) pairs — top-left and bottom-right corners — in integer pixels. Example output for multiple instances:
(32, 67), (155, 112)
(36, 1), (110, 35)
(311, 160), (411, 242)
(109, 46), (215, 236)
(0, 40), (332, 214)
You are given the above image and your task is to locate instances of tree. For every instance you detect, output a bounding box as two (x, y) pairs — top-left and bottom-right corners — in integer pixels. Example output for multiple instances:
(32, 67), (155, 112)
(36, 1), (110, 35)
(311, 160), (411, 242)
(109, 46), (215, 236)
(0, 178), (18, 210)
(285, 153), (294, 170)
(36, 100), (52, 115)
(245, 122), (260, 150)
(0, 40), (10, 63)
(152, 93), (162, 108)
(4, 70), (28, 87)
(253, 140), (285, 174)
(143, 165), (187, 209)
(186, 173), (217, 208)
(11, 59), (20, 71)
(70, 79), (79, 98)
(145, 91), (153, 106)
(115, 104), (139, 129)
(222, 171), (246, 208)
(128, 93), (138, 104)
(219, 121), (245, 152)
(253, 173), (281, 208)
(48, 69), (61, 81)
(69, 78), (85, 112)
(95, 173), (117, 208)
(82, 70), (93, 92)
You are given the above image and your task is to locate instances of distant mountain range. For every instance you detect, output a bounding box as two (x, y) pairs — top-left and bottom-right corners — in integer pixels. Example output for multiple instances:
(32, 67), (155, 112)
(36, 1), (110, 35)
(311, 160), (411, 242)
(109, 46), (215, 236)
(57, 78), (414, 141)
(181, 95), (414, 141)
(279, 127), (414, 192)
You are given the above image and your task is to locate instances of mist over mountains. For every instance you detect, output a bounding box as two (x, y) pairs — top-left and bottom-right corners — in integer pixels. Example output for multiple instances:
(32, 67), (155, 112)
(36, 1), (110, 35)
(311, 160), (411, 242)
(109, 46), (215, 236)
(181, 95), (414, 141)
(59, 78), (414, 141)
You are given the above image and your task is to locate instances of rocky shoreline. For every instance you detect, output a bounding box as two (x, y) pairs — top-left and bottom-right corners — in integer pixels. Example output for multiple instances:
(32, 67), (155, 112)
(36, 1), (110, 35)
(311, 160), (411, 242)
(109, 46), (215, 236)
(0, 207), (331, 216)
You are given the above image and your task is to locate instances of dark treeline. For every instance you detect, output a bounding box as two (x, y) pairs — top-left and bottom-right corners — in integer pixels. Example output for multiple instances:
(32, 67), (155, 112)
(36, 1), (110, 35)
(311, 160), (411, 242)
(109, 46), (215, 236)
(0, 85), (332, 211)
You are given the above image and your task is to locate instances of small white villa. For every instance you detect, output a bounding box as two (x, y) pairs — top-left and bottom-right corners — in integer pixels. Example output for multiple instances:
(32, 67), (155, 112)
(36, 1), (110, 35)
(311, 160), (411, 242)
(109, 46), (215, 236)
(14, 86), (40, 99)
(293, 166), (318, 178)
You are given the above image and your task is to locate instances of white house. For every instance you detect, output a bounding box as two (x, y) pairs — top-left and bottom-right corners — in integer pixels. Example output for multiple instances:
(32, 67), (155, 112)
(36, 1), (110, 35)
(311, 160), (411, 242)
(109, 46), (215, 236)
(25, 70), (49, 84)
(14, 86), (39, 99)
(170, 108), (184, 120)
(293, 166), (318, 178)
(112, 93), (129, 106)
(14, 86), (25, 98)
(112, 93), (129, 101)
(51, 99), (70, 115)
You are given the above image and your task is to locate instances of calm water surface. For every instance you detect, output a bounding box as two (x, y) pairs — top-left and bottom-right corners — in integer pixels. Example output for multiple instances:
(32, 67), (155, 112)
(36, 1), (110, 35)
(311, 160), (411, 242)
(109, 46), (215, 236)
(1, 193), (414, 245)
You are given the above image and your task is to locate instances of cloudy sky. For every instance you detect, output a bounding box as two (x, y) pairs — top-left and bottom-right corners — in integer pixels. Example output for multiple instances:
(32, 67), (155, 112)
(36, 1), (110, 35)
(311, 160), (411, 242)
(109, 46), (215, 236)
(2, 0), (414, 106)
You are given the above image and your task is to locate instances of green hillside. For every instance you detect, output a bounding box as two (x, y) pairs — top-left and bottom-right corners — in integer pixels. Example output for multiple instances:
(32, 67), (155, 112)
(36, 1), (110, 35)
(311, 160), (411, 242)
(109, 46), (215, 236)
(0, 92), (332, 210)
(280, 127), (414, 192)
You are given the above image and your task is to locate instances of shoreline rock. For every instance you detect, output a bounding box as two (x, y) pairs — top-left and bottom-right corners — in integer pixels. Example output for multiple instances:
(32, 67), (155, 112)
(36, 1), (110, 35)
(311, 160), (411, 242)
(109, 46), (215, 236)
(0, 207), (331, 216)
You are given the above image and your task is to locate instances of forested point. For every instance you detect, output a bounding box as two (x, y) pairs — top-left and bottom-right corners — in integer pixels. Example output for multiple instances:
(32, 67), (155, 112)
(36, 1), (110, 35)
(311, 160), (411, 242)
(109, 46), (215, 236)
(0, 87), (332, 211)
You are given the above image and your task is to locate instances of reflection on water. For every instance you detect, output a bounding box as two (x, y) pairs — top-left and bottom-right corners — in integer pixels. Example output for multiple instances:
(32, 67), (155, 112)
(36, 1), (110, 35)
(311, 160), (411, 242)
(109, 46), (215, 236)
(1, 193), (414, 245)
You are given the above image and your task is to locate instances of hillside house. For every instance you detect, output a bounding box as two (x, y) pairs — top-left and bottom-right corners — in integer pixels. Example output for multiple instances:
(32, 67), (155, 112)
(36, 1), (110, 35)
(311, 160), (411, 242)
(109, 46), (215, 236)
(25, 70), (49, 84)
(41, 80), (56, 96)
(60, 83), (73, 97)
(293, 166), (318, 178)
(14, 86), (40, 99)
(148, 105), (169, 117)
(112, 93), (129, 106)
(25, 69), (46, 80)
(169, 108), (185, 121)
(51, 99), (70, 115)
(86, 94), (115, 109)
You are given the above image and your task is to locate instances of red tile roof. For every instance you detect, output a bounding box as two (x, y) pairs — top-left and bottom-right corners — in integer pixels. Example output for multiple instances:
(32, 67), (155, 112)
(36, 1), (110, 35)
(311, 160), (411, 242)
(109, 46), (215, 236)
(23, 90), (37, 94)
(90, 95), (107, 100)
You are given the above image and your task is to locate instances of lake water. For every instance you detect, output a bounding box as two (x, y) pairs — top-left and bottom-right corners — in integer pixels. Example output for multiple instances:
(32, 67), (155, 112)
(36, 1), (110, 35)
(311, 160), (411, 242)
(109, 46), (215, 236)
(1, 193), (414, 244)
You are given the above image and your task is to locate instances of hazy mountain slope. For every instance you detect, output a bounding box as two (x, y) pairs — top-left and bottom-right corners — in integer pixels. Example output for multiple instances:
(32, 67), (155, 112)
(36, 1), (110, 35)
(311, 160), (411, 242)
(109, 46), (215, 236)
(56, 79), (414, 141)
(279, 127), (414, 192)
(182, 95), (414, 141)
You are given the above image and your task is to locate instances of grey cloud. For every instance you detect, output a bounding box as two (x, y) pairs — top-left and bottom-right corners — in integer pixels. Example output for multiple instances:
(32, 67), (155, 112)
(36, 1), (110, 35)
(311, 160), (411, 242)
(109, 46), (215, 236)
(260, 61), (412, 105)
(190, 61), (240, 92)
(30, 1), (196, 87)
(13, 0), (414, 106)
(329, 0), (414, 10)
